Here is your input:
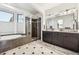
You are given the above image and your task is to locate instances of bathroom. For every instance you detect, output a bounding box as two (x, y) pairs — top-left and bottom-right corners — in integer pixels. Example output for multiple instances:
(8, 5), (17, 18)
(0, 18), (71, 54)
(0, 3), (79, 55)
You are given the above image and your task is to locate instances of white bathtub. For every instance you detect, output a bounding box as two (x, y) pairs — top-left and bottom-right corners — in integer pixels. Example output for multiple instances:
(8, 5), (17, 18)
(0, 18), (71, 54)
(0, 35), (25, 41)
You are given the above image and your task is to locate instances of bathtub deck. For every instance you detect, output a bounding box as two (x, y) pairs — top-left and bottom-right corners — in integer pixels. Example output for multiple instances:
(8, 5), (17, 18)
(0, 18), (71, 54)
(0, 36), (33, 53)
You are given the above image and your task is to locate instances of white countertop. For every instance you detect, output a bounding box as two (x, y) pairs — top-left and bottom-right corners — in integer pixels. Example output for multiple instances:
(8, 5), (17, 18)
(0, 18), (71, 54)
(43, 30), (79, 34)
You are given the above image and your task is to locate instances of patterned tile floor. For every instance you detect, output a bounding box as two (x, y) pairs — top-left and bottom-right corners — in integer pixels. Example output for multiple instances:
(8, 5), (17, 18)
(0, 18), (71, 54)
(0, 40), (78, 55)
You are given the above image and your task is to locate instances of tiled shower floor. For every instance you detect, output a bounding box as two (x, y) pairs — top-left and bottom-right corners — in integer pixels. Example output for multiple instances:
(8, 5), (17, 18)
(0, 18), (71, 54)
(0, 40), (78, 55)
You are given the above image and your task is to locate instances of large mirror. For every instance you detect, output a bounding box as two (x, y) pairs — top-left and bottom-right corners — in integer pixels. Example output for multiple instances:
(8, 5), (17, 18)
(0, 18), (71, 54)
(46, 8), (78, 32)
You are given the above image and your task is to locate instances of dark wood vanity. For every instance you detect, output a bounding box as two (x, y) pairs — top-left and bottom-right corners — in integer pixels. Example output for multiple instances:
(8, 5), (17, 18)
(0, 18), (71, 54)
(42, 31), (79, 52)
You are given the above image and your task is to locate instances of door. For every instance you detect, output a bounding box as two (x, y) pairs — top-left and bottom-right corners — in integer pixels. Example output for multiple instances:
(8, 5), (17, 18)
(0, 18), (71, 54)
(37, 18), (41, 39)
(32, 19), (37, 37)
(32, 18), (41, 40)
(25, 17), (31, 36)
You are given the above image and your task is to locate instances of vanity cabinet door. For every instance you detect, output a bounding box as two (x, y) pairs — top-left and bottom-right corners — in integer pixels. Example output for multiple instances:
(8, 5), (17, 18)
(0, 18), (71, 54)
(63, 33), (79, 51)
(43, 31), (52, 44)
(51, 32), (58, 45)
(43, 31), (79, 52)
(57, 32), (64, 47)
(51, 32), (63, 47)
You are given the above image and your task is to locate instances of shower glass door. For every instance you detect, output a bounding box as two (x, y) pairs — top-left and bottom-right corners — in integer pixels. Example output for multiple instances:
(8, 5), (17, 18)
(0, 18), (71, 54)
(25, 17), (31, 36)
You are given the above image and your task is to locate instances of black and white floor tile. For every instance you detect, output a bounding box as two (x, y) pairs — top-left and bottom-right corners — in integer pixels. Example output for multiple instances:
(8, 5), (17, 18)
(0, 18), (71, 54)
(0, 40), (78, 55)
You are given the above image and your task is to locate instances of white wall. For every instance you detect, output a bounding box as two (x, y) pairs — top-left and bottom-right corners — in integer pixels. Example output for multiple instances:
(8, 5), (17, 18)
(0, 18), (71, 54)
(46, 3), (78, 16)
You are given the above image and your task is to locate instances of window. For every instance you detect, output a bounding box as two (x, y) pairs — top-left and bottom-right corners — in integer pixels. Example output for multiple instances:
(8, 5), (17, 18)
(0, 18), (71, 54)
(0, 11), (14, 22)
(17, 14), (25, 33)
(17, 14), (24, 23)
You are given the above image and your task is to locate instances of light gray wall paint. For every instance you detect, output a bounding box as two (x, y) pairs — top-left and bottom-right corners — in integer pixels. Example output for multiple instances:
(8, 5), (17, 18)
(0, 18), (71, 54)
(46, 3), (78, 16)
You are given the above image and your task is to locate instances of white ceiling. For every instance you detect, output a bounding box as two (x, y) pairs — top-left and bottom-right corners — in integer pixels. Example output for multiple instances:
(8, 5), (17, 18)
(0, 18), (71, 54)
(32, 3), (61, 10)
(6, 3), (61, 15)
(6, 3), (40, 14)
